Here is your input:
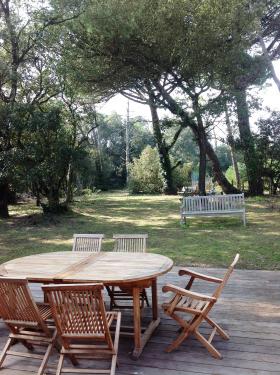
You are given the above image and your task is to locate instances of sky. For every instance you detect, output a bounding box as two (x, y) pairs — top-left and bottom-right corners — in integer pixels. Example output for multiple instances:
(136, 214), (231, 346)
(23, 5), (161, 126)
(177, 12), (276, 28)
(98, 61), (280, 126)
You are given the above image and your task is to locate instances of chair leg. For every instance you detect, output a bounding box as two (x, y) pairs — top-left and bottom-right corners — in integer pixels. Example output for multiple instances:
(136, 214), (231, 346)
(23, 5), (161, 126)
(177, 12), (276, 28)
(56, 354), (64, 375)
(165, 328), (190, 353)
(205, 316), (229, 340)
(37, 332), (56, 375)
(194, 330), (222, 359)
(143, 289), (149, 307)
(111, 312), (121, 375)
(0, 337), (13, 367)
(106, 286), (119, 310)
(110, 354), (118, 375)
(21, 340), (34, 351)
(69, 354), (79, 366)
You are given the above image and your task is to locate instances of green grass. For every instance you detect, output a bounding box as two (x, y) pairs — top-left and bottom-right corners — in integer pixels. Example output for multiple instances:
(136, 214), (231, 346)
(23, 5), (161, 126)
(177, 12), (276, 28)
(0, 191), (279, 269)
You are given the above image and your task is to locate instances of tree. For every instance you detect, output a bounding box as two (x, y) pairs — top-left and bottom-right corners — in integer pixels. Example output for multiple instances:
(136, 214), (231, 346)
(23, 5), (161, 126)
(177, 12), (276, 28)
(82, 113), (155, 189)
(13, 104), (82, 213)
(123, 88), (186, 194)
(59, 0), (258, 194)
(228, 53), (267, 195)
(0, 0), (79, 217)
(128, 146), (165, 194)
(224, 102), (241, 190)
(257, 2), (280, 93)
(256, 112), (280, 195)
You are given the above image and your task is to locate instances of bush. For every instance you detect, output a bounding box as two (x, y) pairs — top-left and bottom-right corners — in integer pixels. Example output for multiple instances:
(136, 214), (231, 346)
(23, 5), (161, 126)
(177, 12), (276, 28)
(172, 162), (192, 189)
(128, 146), (165, 193)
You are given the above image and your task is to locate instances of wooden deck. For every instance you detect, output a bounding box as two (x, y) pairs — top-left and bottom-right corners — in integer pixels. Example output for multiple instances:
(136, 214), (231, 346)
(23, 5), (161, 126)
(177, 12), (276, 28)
(0, 266), (280, 375)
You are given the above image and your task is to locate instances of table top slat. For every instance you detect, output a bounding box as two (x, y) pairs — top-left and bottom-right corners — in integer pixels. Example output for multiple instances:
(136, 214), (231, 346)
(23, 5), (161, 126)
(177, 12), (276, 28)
(1, 251), (173, 284)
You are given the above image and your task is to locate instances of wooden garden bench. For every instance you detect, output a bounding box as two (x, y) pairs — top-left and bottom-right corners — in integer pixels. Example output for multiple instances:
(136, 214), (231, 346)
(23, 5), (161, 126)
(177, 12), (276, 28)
(180, 193), (246, 226)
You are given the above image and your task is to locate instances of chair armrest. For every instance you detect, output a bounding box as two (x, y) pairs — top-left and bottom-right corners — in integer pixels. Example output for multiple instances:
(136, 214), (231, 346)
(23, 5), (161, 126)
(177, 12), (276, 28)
(162, 284), (216, 302)
(178, 268), (223, 283)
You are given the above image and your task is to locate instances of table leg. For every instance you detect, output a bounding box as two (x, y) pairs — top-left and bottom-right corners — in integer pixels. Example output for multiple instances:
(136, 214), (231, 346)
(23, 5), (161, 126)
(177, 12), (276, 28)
(152, 278), (158, 320)
(131, 279), (160, 359)
(132, 287), (141, 358)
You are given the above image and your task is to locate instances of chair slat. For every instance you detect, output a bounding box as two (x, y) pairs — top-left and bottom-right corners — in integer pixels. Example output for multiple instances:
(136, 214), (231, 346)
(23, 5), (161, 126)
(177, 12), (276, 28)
(108, 234), (149, 310)
(72, 234), (104, 252)
(113, 234), (147, 253)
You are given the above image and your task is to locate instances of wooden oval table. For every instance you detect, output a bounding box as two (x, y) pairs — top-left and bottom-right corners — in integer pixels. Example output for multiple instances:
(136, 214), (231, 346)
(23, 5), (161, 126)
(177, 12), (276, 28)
(0, 251), (173, 358)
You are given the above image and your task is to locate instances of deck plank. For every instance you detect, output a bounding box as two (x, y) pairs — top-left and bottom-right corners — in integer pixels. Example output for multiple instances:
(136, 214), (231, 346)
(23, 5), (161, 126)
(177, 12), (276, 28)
(0, 267), (279, 374)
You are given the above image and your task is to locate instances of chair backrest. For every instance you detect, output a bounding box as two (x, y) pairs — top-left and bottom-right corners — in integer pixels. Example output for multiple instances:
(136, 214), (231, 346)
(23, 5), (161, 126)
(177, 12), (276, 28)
(42, 283), (113, 349)
(72, 234), (104, 252)
(0, 277), (49, 334)
(213, 254), (240, 299)
(113, 234), (148, 253)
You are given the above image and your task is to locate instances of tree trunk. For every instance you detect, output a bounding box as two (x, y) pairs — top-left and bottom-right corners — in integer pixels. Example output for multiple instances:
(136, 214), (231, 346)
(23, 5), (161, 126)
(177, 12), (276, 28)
(32, 182), (41, 206)
(225, 104), (241, 190)
(154, 82), (238, 194)
(0, 181), (9, 218)
(125, 100), (130, 185)
(149, 102), (176, 194)
(65, 164), (74, 204)
(205, 138), (240, 194)
(234, 88), (263, 195)
(258, 35), (280, 93)
(197, 138), (207, 195)
(45, 188), (61, 213)
(193, 96), (207, 195)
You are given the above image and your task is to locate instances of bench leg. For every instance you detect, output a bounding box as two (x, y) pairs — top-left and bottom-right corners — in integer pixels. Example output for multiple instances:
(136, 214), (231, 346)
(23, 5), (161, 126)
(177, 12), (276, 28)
(180, 215), (186, 225)
(242, 212), (246, 226)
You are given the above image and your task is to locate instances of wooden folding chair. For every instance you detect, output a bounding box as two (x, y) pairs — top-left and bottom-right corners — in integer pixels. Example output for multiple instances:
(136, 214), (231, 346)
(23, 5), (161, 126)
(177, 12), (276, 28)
(42, 283), (121, 375)
(107, 234), (149, 309)
(162, 254), (240, 359)
(72, 234), (104, 252)
(0, 278), (57, 375)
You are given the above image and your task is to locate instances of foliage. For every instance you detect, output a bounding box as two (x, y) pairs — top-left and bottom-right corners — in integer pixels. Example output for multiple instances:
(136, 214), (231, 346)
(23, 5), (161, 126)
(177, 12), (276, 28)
(172, 162), (193, 190)
(226, 162), (247, 187)
(0, 0), (78, 217)
(255, 112), (280, 194)
(128, 146), (165, 194)
(57, 0), (261, 194)
(84, 113), (155, 189)
(15, 105), (80, 211)
(215, 145), (232, 172)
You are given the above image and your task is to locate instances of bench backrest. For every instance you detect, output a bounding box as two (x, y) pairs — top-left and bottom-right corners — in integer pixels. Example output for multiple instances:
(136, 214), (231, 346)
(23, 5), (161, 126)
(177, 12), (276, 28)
(181, 194), (244, 213)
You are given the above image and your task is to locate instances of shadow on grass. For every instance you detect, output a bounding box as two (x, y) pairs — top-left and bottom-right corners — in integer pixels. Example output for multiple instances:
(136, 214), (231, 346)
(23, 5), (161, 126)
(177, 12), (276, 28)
(0, 193), (279, 269)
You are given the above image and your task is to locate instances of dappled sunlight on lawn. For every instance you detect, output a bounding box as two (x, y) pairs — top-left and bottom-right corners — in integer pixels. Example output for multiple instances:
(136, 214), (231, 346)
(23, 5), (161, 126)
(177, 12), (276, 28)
(0, 192), (279, 269)
(40, 238), (72, 246)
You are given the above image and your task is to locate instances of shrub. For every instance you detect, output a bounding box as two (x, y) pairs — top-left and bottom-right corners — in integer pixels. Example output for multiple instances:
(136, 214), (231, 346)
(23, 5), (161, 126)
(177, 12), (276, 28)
(172, 162), (192, 189)
(128, 146), (165, 193)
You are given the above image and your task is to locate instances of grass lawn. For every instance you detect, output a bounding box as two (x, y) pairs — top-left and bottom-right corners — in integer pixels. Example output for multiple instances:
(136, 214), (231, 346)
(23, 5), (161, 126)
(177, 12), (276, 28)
(0, 191), (279, 269)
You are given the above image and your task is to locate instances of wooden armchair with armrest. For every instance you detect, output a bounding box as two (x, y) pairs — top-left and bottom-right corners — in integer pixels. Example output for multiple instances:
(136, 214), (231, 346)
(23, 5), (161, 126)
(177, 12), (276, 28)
(162, 254), (240, 359)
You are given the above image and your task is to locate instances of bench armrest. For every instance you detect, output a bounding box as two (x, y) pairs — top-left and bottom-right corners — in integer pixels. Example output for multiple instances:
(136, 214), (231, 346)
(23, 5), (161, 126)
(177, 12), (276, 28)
(162, 284), (216, 302)
(178, 268), (223, 283)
